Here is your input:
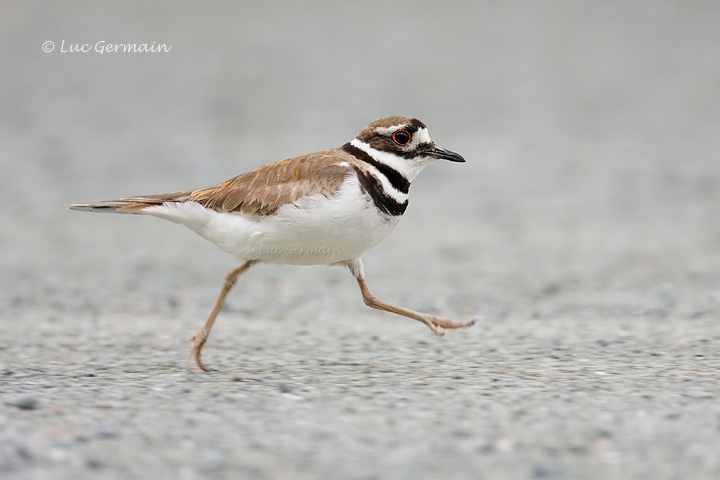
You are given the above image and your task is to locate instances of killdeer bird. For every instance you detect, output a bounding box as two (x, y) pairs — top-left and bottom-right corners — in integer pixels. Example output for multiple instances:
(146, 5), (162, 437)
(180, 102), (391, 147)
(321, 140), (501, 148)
(69, 116), (475, 371)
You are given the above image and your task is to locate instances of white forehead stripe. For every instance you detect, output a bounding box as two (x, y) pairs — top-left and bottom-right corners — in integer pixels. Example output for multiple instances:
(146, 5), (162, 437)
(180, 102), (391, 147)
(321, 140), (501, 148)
(415, 127), (432, 144)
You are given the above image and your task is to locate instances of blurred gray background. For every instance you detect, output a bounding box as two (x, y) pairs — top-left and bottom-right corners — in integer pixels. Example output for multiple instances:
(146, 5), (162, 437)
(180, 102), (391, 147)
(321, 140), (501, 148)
(2, 1), (720, 479)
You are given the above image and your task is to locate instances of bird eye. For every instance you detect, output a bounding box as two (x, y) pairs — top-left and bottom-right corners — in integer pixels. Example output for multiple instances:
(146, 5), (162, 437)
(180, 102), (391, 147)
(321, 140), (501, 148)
(392, 130), (411, 146)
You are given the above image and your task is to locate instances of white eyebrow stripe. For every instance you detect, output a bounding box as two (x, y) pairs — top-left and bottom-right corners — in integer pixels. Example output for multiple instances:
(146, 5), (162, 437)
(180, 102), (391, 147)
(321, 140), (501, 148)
(374, 124), (407, 135)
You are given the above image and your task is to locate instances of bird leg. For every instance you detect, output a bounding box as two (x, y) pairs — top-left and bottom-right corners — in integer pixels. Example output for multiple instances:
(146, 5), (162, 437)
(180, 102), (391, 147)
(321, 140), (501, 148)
(345, 259), (476, 335)
(188, 261), (255, 371)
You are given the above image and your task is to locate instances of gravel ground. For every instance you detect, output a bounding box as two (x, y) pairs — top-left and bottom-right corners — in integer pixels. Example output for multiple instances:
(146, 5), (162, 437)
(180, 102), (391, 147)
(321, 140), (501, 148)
(2, 2), (720, 479)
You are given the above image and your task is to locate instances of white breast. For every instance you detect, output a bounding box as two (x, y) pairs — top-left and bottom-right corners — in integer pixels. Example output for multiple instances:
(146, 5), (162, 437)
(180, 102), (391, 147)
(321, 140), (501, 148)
(142, 175), (400, 265)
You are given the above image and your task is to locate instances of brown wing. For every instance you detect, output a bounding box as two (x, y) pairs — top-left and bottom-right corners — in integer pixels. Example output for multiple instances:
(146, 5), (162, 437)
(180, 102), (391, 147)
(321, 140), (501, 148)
(70, 149), (352, 215)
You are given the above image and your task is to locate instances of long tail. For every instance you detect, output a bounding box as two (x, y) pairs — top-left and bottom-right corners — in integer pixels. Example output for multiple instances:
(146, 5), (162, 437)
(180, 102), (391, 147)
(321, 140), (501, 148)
(68, 191), (192, 214)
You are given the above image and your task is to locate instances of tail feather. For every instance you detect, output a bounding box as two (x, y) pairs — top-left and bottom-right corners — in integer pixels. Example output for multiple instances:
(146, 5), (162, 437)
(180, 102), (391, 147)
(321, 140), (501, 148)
(68, 191), (193, 214)
(68, 201), (151, 213)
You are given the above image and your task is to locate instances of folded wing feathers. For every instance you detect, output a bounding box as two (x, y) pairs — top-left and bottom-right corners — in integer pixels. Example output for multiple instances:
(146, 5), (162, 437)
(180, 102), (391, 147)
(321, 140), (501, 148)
(69, 149), (351, 216)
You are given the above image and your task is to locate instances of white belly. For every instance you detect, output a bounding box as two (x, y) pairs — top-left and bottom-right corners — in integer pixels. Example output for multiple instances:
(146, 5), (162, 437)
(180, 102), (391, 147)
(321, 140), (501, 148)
(142, 176), (400, 265)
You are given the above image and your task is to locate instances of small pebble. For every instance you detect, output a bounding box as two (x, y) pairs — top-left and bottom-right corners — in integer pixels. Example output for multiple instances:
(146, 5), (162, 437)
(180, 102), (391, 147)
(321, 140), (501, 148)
(202, 450), (227, 469)
(534, 464), (566, 478)
(682, 391), (714, 399)
(86, 457), (104, 469)
(12, 396), (38, 410)
(98, 425), (120, 439)
(15, 442), (31, 459)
